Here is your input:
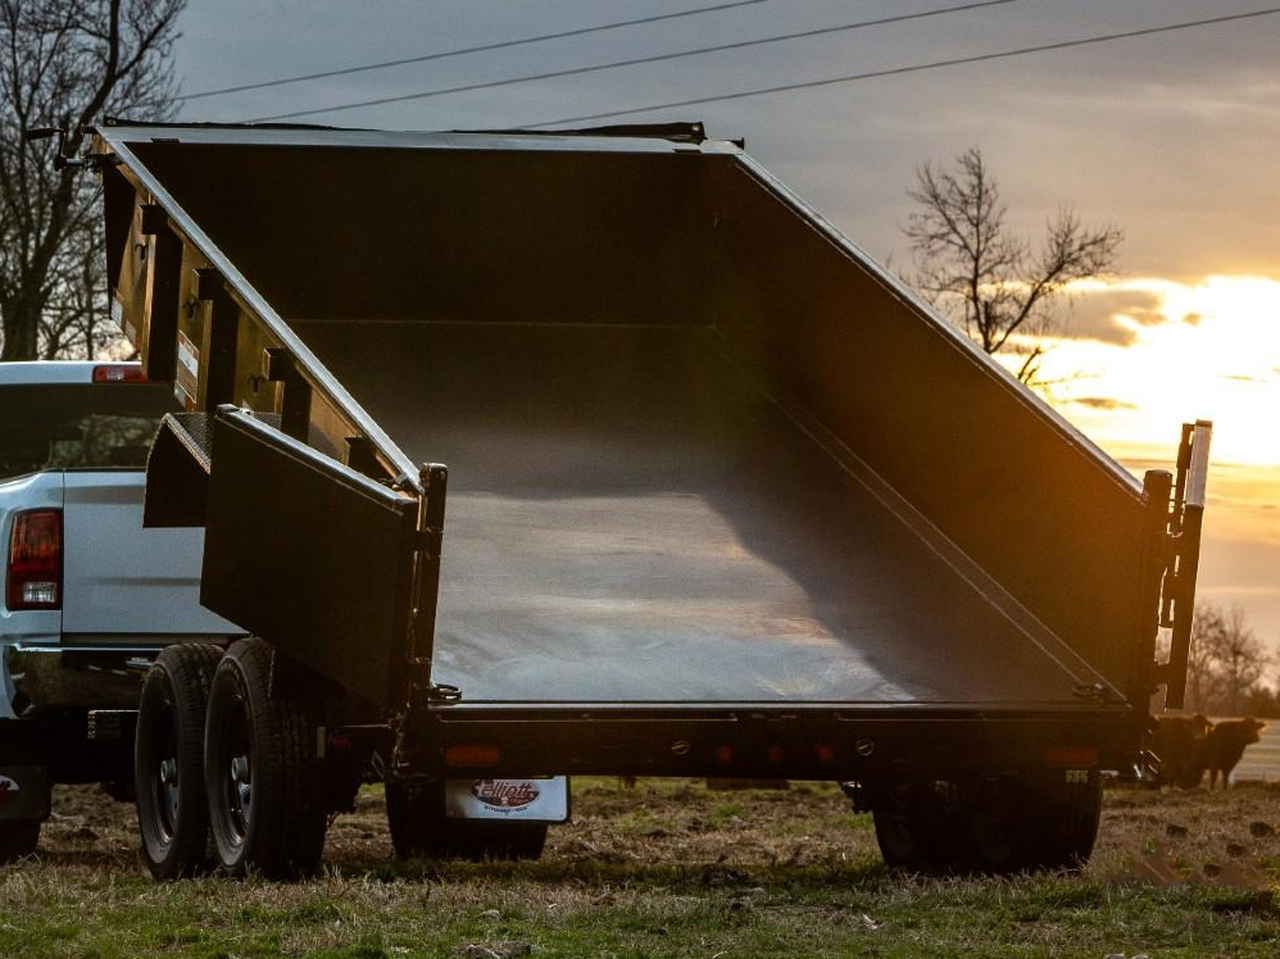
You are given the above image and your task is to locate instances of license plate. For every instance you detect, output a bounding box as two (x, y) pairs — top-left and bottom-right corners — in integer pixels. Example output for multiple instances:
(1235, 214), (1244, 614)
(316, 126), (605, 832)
(444, 776), (569, 822)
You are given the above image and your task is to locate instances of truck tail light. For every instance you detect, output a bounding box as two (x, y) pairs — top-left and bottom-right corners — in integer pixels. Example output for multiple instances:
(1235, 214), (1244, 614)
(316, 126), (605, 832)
(92, 365), (146, 383)
(6, 509), (63, 610)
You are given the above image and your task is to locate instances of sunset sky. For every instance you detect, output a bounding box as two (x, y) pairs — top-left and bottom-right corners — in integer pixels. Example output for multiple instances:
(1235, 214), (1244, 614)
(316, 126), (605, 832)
(164, 0), (1280, 647)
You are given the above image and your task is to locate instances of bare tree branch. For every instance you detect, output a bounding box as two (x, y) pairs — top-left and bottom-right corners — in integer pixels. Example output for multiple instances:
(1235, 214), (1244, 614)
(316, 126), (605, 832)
(0, 0), (185, 360)
(1181, 602), (1275, 715)
(904, 146), (1123, 386)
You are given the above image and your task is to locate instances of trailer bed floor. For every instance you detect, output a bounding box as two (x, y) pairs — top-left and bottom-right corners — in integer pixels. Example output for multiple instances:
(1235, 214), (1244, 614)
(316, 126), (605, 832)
(295, 321), (1096, 706)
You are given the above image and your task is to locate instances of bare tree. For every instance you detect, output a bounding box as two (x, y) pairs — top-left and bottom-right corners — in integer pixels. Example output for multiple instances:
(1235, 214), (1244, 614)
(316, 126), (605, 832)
(904, 146), (1123, 384)
(0, 0), (185, 361)
(1182, 601), (1274, 715)
(1182, 604), (1225, 714)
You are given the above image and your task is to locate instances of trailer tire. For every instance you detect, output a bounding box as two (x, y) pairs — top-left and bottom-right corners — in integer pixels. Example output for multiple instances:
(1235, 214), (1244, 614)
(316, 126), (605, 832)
(0, 822), (40, 863)
(385, 779), (547, 861)
(135, 643), (223, 880)
(962, 772), (1102, 873)
(205, 638), (328, 879)
(871, 781), (961, 871)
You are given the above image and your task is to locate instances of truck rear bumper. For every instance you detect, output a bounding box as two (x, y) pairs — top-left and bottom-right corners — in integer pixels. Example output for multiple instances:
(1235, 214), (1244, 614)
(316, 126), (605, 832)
(5, 646), (158, 712)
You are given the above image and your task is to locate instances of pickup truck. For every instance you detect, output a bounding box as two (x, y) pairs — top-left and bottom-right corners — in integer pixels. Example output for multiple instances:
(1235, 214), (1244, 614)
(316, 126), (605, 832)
(0, 360), (238, 861)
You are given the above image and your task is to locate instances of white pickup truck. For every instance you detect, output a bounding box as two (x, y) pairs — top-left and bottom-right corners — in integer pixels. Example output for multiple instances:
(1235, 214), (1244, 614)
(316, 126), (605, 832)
(0, 360), (238, 861)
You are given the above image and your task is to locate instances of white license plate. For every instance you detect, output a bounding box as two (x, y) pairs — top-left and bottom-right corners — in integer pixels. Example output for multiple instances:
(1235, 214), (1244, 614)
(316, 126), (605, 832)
(444, 776), (570, 822)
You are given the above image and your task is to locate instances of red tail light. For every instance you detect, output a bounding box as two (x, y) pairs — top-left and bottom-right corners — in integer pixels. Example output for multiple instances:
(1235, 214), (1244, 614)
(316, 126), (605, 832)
(92, 365), (146, 383)
(6, 509), (62, 610)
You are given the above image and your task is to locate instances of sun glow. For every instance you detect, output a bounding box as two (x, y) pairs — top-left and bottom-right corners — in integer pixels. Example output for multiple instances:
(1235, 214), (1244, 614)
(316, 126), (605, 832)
(1029, 275), (1280, 468)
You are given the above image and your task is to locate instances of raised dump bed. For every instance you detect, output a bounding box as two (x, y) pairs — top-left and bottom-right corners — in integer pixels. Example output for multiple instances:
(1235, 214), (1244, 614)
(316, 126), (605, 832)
(86, 121), (1209, 877)
(299, 318), (1095, 708)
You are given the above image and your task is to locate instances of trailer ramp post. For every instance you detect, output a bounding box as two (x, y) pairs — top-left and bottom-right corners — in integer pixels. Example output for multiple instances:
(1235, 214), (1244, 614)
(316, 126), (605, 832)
(1155, 421), (1212, 709)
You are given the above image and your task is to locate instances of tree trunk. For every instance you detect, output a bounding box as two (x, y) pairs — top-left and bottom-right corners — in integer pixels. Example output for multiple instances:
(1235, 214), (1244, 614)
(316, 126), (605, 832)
(1, 295), (42, 360)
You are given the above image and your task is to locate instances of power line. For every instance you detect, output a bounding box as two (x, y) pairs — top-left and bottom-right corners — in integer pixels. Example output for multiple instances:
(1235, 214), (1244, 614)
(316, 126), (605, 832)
(245, 0), (1029, 123)
(168, 0), (776, 105)
(527, 6), (1280, 128)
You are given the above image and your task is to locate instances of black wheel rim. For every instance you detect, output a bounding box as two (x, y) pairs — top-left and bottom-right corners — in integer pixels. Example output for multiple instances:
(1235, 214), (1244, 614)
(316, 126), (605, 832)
(221, 693), (253, 845)
(149, 698), (179, 843)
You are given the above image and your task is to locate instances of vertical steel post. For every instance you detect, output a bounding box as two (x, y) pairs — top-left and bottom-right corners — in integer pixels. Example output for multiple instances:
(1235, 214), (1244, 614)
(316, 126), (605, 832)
(195, 268), (240, 410)
(1134, 468), (1172, 707)
(263, 348), (312, 441)
(410, 463), (449, 696)
(1162, 421), (1212, 710)
(139, 205), (180, 383)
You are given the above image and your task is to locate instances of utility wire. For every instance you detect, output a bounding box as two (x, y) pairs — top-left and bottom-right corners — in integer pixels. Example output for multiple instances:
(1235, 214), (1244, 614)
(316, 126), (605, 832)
(245, 0), (1029, 123)
(165, 0), (776, 105)
(527, 5), (1280, 128)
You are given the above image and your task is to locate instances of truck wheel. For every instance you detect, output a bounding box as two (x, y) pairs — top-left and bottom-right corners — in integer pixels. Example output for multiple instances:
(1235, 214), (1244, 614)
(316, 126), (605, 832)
(870, 781), (960, 871)
(385, 779), (547, 861)
(961, 772), (1102, 873)
(204, 638), (328, 879)
(0, 822), (40, 863)
(135, 643), (223, 880)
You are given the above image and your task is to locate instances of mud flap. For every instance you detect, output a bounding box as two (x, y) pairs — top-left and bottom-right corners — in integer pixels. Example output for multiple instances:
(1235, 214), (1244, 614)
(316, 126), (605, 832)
(199, 408), (419, 707)
(0, 766), (51, 823)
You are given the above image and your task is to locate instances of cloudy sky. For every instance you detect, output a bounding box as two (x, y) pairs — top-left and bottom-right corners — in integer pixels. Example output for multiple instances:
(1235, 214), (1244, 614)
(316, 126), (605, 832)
(164, 0), (1280, 645)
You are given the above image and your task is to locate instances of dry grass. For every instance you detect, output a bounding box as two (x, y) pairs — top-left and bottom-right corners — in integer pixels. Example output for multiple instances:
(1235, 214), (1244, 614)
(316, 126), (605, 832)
(3, 778), (1278, 958)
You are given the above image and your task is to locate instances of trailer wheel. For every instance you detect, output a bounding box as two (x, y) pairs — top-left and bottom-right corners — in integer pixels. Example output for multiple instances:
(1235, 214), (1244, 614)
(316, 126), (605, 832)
(135, 643), (223, 880)
(0, 822), (40, 863)
(204, 638), (328, 879)
(871, 781), (960, 871)
(385, 779), (547, 861)
(961, 772), (1102, 873)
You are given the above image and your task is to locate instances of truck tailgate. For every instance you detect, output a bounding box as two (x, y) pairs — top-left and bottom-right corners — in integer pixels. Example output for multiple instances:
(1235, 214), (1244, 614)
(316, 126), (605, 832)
(295, 319), (1101, 706)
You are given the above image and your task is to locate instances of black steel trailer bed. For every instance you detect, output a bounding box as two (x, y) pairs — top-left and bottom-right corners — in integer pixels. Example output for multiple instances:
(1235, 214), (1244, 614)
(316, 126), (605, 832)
(88, 122), (1209, 786)
(295, 319), (1098, 707)
(76, 122), (1215, 878)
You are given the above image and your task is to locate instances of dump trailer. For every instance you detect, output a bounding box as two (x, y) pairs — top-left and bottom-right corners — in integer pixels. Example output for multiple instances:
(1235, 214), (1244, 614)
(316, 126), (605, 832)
(80, 120), (1209, 878)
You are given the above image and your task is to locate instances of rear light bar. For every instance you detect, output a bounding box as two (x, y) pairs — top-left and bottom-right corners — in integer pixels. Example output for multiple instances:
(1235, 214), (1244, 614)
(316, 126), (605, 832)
(92, 365), (146, 383)
(6, 509), (62, 610)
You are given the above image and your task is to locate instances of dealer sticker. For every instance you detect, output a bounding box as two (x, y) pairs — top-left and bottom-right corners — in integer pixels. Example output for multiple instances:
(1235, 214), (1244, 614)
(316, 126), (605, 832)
(444, 776), (569, 822)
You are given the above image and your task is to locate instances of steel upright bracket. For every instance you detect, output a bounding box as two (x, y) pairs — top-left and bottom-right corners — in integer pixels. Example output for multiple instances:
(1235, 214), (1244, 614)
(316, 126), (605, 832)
(1152, 420), (1213, 708)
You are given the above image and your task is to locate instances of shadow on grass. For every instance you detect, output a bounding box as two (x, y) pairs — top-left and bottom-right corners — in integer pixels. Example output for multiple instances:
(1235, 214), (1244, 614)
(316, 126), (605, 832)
(322, 851), (891, 892)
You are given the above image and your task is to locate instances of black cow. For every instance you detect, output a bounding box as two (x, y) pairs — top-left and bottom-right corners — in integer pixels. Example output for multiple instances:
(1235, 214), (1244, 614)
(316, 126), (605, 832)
(1206, 717), (1267, 789)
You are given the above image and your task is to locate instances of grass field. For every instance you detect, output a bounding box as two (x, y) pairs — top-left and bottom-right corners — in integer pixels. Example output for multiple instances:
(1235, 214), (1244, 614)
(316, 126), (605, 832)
(2, 778), (1278, 958)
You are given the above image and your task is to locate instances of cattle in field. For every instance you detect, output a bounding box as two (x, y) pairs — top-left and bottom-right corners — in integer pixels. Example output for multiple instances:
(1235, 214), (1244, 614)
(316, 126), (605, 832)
(1206, 717), (1268, 789)
(1151, 714), (1213, 788)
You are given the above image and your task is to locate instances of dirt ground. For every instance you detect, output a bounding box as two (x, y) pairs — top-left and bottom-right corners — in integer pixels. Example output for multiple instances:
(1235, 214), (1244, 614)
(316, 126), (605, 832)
(30, 777), (1280, 883)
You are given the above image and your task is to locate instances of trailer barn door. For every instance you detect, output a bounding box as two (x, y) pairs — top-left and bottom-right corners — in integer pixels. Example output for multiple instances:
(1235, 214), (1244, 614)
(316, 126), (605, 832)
(198, 408), (419, 706)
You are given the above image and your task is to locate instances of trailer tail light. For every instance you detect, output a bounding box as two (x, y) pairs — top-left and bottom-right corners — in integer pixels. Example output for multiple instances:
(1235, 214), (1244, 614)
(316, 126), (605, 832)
(444, 743), (500, 768)
(92, 364), (146, 383)
(6, 509), (63, 610)
(1046, 745), (1099, 768)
